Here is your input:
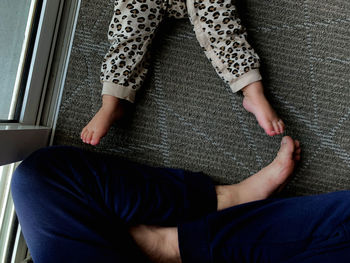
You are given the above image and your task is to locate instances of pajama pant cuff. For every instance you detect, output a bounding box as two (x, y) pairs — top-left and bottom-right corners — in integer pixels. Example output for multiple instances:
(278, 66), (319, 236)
(229, 69), (262, 93)
(178, 218), (211, 263)
(183, 171), (217, 220)
(102, 81), (136, 103)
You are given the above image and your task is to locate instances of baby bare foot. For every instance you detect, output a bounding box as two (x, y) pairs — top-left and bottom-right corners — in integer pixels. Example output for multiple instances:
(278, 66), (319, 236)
(242, 81), (285, 136)
(81, 95), (124, 146)
(216, 136), (300, 210)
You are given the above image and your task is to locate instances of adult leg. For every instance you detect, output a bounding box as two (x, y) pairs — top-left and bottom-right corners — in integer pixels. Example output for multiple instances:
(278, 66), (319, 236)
(129, 136), (301, 263)
(179, 191), (350, 263)
(12, 136), (299, 262)
(11, 146), (217, 263)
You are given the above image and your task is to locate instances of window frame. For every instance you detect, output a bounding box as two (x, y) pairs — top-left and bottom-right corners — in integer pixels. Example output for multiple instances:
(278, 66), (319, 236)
(7, 0), (41, 122)
(0, 0), (63, 169)
(20, 0), (64, 125)
(0, 0), (82, 163)
(0, 0), (82, 262)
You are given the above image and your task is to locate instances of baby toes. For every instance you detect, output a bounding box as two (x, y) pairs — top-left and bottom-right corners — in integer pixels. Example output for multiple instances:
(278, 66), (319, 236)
(86, 131), (94, 144)
(272, 121), (280, 135)
(91, 132), (102, 146)
(277, 119), (285, 134)
(263, 121), (277, 136)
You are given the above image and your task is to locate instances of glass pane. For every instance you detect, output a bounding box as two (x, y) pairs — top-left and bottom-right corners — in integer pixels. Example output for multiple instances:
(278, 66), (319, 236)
(0, 164), (7, 229)
(0, 163), (17, 263)
(0, 163), (15, 232)
(0, 0), (37, 121)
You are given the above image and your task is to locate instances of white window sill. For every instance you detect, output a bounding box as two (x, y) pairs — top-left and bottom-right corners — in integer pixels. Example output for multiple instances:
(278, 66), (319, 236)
(0, 124), (51, 166)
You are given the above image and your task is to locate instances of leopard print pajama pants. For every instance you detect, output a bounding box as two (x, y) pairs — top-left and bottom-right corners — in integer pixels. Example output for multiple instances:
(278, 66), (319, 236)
(100, 0), (261, 102)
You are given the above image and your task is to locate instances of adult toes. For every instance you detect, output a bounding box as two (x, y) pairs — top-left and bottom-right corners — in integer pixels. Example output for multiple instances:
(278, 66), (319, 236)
(278, 136), (295, 157)
(294, 154), (301, 161)
(294, 144), (301, 161)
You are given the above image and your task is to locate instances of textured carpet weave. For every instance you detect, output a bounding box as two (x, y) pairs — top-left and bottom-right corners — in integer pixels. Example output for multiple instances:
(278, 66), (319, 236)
(54, 0), (350, 196)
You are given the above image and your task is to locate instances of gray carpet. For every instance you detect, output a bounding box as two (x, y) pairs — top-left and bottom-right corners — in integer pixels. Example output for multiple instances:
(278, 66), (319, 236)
(54, 0), (350, 197)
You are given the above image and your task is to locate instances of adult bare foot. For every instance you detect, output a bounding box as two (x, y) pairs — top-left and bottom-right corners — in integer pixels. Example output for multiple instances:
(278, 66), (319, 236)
(81, 95), (124, 145)
(242, 81), (285, 136)
(129, 225), (181, 263)
(216, 136), (301, 210)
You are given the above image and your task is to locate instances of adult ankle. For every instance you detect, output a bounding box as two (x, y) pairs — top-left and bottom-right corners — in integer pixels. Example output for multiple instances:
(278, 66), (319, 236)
(130, 225), (181, 263)
(216, 185), (241, 210)
(158, 227), (181, 263)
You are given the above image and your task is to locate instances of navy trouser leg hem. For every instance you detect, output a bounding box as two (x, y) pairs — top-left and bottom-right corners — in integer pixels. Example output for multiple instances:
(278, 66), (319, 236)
(183, 171), (217, 221)
(178, 218), (212, 263)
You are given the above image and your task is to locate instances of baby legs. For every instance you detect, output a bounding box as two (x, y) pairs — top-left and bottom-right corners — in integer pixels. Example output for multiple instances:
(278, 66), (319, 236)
(187, 0), (285, 135)
(82, 0), (285, 145)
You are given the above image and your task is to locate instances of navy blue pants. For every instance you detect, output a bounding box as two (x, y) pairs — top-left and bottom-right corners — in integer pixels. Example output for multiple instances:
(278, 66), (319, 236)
(11, 146), (350, 263)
